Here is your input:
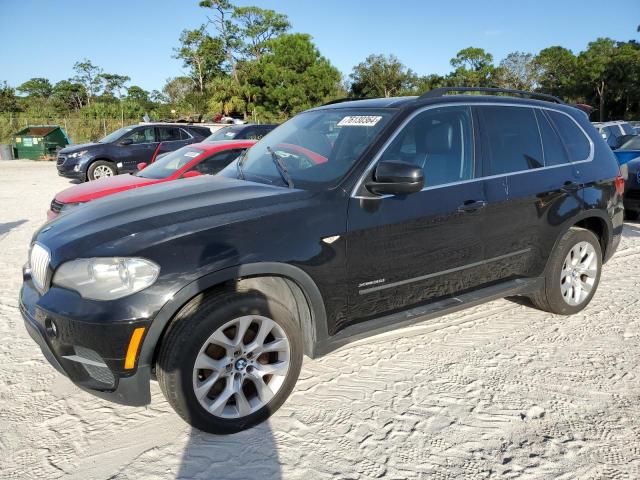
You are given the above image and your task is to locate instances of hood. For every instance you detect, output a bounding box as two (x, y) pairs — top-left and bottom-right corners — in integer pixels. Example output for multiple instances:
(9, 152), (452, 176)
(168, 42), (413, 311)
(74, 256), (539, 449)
(59, 142), (100, 154)
(37, 175), (311, 263)
(55, 174), (158, 203)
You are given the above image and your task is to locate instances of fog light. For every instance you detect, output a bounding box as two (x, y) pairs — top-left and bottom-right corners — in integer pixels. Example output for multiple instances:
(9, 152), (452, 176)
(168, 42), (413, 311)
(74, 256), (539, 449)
(45, 318), (58, 337)
(73, 164), (80, 172)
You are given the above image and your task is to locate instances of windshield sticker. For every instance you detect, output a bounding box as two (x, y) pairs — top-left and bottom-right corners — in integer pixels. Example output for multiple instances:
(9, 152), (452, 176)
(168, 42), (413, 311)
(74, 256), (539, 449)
(337, 116), (382, 127)
(184, 151), (200, 158)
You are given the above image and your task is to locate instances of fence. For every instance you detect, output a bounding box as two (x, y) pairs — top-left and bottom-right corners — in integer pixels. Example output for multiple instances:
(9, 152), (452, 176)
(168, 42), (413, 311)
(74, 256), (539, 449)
(0, 114), (140, 145)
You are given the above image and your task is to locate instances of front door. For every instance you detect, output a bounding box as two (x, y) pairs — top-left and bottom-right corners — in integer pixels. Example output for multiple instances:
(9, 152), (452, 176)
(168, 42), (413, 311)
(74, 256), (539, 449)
(117, 126), (158, 172)
(345, 105), (487, 329)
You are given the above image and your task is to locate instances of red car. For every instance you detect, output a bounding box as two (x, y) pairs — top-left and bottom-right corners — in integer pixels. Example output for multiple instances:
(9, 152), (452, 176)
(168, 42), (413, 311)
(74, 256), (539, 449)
(48, 140), (255, 220)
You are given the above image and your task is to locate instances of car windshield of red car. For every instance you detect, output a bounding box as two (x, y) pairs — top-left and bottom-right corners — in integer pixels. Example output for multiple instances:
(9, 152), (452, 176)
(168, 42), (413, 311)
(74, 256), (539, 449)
(137, 146), (205, 179)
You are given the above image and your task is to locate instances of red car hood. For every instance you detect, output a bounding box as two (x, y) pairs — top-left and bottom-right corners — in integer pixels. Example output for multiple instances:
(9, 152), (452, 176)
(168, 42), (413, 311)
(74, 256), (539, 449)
(56, 174), (161, 203)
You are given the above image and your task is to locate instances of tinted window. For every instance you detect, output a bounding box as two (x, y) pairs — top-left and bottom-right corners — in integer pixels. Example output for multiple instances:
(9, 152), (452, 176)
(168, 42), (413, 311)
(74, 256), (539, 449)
(621, 123), (635, 135)
(381, 106), (474, 187)
(479, 106), (543, 175)
(193, 149), (246, 175)
(158, 127), (182, 142)
(547, 111), (591, 160)
(620, 136), (640, 150)
(126, 127), (156, 144)
(536, 109), (569, 166)
(179, 128), (192, 140)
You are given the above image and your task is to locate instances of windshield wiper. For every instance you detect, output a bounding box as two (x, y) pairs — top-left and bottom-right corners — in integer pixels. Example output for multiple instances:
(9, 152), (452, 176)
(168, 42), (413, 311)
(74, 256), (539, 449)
(267, 146), (294, 188)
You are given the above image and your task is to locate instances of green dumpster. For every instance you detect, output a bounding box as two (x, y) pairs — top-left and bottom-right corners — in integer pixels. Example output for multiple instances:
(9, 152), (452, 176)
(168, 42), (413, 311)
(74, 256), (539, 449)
(12, 125), (70, 160)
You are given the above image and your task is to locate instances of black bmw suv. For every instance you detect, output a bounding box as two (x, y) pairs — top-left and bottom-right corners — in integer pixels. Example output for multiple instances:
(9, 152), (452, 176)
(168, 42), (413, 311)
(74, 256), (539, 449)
(56, 123), (211, 181)
(21, 88), (624, 434)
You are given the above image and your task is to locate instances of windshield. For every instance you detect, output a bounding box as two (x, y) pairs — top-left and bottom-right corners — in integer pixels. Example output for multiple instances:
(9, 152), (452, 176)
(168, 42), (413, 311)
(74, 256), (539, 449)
(220, 109), (394, 190)
(207, 126), (241, 142)
(620, 123), (635, 135)
(137, 146), (204, 179)
(619, 136), (640, 151)
(99, 126), (134, 143)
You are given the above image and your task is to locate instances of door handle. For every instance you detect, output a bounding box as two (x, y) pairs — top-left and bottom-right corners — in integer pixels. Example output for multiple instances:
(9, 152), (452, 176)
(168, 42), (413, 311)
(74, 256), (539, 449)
(458, 200), (487, 213)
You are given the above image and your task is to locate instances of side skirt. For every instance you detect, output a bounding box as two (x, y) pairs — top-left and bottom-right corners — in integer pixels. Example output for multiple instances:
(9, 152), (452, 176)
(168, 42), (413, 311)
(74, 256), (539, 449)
(313, 277), (543, 357)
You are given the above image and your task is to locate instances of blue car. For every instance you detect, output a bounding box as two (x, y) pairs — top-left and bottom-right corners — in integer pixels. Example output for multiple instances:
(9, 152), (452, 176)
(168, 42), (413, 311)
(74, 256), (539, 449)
(614, 136), (640, 166)
(593, 121), (636, 150)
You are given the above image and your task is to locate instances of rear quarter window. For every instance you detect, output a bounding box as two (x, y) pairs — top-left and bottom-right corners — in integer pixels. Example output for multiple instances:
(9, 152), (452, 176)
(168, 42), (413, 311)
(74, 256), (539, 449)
(546, 111), (591, 161)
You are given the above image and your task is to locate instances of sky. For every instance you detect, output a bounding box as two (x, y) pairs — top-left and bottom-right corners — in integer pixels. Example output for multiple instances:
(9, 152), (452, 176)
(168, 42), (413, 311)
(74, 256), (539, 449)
(0, 0), (638, 93)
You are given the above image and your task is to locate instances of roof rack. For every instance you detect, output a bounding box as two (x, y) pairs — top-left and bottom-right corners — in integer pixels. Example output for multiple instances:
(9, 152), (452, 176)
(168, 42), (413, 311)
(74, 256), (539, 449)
(418, 87), (564, 104)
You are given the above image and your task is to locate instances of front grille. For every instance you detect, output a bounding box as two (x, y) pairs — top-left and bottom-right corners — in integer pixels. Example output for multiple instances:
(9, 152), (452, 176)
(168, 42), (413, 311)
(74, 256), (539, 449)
(29, 243), (50, 292)
(50, 199), (64, 213)
(57, 155), (66, 166)
(74, 346), (115, 387)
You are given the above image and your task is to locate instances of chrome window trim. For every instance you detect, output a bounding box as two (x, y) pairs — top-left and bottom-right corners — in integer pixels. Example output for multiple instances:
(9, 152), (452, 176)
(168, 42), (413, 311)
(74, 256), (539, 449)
(351, 102), (595, 199)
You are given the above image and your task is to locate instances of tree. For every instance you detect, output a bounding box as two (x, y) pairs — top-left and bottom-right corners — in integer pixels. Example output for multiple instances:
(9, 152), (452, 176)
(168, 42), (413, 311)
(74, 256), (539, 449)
(127, 85), (150, 104)
(448, 47), (496, 87)
(233, 6), (290, 59)
(16, 77), (53, 98)
(349, 54), (417, 98)
(578, 38), (616, 121)
(199, 0), (241, 80)
(495, 52), (540, 91)
(52, 80), (86, 110)
(249, 34), (342, 118)
(99, 73), (130, 99)
(535, 46), (577, 100)
(73, 59), (103, 105)
(0, 81), (20, 112)
(174, 27), (226, 92)
(163, 76), (195, 104)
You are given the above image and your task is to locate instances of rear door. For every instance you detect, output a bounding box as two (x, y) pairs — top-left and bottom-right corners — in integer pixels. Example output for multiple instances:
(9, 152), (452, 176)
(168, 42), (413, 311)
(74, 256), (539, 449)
(346, 105), (487, 325)
(478, 105), (583, 282)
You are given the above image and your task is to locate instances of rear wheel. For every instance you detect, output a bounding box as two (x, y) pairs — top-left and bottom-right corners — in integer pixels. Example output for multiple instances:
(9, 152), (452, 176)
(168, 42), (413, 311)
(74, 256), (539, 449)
(156, 289), (303, 434)
(87, 160), (116, 181)
(530, 227), (602, 315)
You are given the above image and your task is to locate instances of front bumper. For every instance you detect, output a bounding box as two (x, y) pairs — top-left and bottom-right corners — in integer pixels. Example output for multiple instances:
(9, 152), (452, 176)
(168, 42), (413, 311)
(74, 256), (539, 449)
(56, 158), (86, 179)
(19, 272), (151, 406)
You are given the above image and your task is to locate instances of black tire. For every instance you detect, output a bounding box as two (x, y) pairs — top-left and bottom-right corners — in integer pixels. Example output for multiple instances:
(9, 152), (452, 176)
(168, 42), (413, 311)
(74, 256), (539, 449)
(529, 227), (602, 315)
(87, 160), (117, 181)
(156, 288), (303, 434)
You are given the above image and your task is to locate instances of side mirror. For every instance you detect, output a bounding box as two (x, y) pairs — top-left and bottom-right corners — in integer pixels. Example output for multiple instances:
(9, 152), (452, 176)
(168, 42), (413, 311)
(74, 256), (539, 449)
(366, 160), (424, 196)
(182, 170), (202, 178)
(120, 138), (133, 146)
(137, 162), (147, 171)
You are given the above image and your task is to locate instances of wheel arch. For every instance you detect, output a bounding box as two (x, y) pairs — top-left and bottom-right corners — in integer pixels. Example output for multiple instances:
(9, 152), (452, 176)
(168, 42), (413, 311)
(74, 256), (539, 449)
(138, 262), (327, 369)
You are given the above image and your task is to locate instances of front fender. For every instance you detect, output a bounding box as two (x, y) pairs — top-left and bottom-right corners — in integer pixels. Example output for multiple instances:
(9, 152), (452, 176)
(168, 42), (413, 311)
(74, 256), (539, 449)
(137, 262), (328, 367)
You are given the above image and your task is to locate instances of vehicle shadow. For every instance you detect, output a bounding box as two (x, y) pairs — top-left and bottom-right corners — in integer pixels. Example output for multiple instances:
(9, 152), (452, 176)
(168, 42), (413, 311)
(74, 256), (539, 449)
(177, 423), (281, 479)
(0, 219), (27, 237)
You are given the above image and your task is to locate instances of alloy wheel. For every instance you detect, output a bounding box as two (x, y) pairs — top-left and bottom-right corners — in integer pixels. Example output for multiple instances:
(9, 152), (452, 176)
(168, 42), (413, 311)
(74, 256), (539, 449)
(93, 165), (114, 179)
(192, 315), (290, 419)
(560, 241), (598, 306)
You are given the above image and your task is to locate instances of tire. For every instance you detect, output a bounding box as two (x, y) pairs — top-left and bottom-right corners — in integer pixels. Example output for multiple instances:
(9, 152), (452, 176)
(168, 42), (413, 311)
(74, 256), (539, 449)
(156, 288), (303, 434)
(530, 227), (602, 315)
(87, 160), (117, 181)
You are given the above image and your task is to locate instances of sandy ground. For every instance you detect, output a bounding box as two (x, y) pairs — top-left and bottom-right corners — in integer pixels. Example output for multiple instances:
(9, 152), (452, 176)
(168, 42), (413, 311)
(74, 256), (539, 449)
(1, 160), (639, 479)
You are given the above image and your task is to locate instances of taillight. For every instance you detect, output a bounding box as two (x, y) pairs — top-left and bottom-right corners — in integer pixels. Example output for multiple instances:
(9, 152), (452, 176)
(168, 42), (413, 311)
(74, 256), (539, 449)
(615, 175), (625, 196)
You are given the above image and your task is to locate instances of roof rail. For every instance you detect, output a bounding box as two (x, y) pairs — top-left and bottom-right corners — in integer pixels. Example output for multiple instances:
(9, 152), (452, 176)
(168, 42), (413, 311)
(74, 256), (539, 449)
(322, 97), (361, 106)
(418, 87), (564, 104)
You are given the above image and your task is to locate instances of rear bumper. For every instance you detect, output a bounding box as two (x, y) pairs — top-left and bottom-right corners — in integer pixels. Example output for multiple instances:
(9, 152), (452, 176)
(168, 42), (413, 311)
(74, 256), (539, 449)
(19, 275), (151, 406)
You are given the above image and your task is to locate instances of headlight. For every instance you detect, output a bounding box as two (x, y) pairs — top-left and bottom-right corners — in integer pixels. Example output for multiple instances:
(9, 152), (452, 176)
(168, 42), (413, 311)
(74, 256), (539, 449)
(53, 258), (160, 300)
(68, 150), (88, 158)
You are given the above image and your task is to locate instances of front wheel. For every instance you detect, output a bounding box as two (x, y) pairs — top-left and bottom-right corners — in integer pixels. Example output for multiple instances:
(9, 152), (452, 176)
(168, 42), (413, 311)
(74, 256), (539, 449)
(156, 289), (303, 434)
(87, 160), (117, 181)
(530, 227), (602, 315)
